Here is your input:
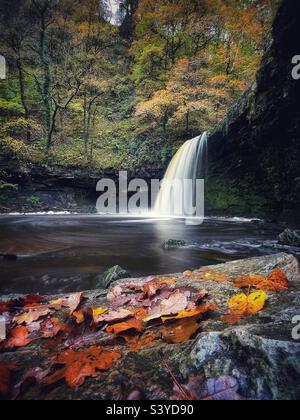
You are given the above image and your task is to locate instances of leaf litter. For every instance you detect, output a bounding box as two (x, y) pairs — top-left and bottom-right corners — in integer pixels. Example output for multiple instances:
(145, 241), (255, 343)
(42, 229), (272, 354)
(0, 266), (288, 399)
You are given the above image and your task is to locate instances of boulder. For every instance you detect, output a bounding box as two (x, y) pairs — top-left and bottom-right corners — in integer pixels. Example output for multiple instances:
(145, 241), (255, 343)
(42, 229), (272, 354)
(162, 239), (186, 250)
(278, 229), (300, 247)
(1, 253), (299, 400)
(94, 265), (130, 289)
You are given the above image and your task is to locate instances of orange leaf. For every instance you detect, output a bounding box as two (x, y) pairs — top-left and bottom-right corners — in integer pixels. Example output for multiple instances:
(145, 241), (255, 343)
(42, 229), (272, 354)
(126, 331), (159, 351)
(161, 318), (202, 344)
(234, 268), (288, 292)
(106, 319), (144, 335)
(44, 346), (121, 388)
(72, 310), (85, 324)
(131, 308), (149, 320)
(4, 326), (32, 348)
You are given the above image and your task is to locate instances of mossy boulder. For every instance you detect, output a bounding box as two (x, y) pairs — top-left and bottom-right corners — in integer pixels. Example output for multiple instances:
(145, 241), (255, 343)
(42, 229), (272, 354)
(94, 265), (130, 289)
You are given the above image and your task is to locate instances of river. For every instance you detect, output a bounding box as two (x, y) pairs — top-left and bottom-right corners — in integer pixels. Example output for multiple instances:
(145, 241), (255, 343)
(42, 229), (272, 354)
(0, 214), (298, 295)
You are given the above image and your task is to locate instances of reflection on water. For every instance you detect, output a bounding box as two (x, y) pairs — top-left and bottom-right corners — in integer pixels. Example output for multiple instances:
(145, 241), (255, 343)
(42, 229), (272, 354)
(0, 214), (296, 295)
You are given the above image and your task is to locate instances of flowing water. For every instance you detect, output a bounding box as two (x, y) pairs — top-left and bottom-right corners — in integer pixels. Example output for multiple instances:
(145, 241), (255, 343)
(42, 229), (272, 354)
(0, 214), (298, 296)
(154, 133), (208, 217)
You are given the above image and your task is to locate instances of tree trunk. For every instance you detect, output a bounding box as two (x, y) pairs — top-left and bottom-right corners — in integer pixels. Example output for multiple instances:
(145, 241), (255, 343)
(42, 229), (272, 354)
(16, 57), (31, 141)
(38, 9), (52, 151)
(186, 110), (190, 133)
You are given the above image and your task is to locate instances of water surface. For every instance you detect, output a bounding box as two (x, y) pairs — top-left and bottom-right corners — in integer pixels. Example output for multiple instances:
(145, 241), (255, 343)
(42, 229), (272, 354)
(0, 214), (298, 295)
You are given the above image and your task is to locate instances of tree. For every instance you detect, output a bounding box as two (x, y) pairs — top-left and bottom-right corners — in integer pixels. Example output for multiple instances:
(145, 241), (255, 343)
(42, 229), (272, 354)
(0, 0), (34, 140)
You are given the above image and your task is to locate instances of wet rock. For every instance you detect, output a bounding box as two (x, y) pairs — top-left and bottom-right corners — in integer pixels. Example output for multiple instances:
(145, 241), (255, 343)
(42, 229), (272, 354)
(278, 229), (300, 247)
(1, 253), (300, 400)
(94, 265), (130, 289)
(162, 240), (186, 250)
(0, 254), (18, 261)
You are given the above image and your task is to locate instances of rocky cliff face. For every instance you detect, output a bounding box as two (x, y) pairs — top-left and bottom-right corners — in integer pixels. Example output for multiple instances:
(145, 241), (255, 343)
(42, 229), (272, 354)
(207, 0), (300, 221)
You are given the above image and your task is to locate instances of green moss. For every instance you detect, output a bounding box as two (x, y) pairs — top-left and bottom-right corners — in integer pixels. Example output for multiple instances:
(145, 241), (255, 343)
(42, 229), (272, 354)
(206, 177), (268, 216)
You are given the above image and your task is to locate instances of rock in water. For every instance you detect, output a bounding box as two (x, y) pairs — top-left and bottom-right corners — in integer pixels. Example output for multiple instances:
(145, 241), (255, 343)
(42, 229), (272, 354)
(162, 239), (186, 250)
(95, 265), (130, 289)
(278, 229), (300, 247)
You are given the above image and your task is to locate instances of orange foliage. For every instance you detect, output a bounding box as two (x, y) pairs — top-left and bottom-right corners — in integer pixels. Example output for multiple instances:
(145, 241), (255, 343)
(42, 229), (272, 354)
(44, 346), (121, 388)
(234, 268), (288, 292)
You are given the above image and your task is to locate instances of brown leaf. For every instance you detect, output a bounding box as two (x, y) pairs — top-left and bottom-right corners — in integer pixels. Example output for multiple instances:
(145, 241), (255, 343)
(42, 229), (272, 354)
(49, 292), (82, 313)
(43, 346), (121, 388)
(93, 308), (132, 324)
(143, 277), (176, 299)
(40, 318), (67, 339)
(14, 307), (53, 326)
(172, 375), (244, 400)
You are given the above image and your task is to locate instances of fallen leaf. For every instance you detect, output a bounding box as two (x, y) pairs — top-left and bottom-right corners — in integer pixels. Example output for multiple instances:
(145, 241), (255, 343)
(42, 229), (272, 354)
(72, 310), (85, 324)
(144, 290), (189, 322)
(14, 307), (53, 326)
(126, 332), (159, 351)
(40, 318), (66, 339)
(234, 268), (288, 292)
(92, 308), (108, 322)
(3, 326), (32, 348)
(62, 293), (83, 313)
(161, 318), (202, 344)
(49, 292), (82, 313)
(161, 302), (216, 322)
(222, 291), (268, 324)
(43, 346), (121, 388)
(107, 286), (123, 301)
(93, 308), (132, 324)
(172, 374), (244, 401)
(0, 362), (18, 397)
(192, 270), (231, 283)
(183, 271), (193, 278)
(194, 290), (209, 304)
(131, 308), (149, 320)
(143, 277), (176, 299)
(23, 295), (45, 308)
(106, 319), (143, 335)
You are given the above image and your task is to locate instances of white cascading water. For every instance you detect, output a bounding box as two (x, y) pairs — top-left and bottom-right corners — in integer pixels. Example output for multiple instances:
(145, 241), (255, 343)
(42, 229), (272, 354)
(154, 132), (208, 217)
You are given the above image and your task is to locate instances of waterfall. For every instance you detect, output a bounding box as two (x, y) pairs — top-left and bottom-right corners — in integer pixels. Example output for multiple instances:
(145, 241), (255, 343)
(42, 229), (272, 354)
(154, 132), (208, 218)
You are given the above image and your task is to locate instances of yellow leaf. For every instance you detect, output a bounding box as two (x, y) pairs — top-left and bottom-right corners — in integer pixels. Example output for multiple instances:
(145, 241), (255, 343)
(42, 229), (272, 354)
(92, 308), (108, 318)
(222, 291), (268, 324)
(247, 291), (269, 314)
(50, 298), (64, 306)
